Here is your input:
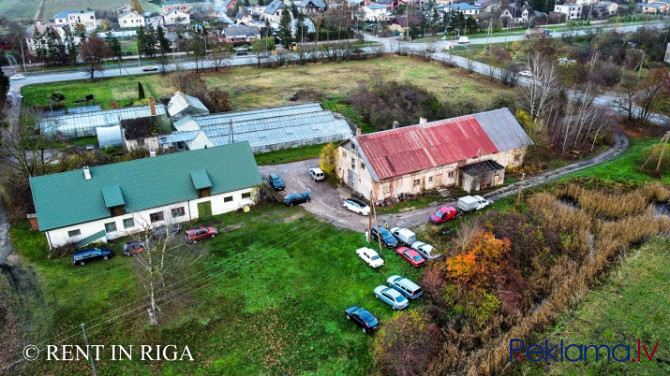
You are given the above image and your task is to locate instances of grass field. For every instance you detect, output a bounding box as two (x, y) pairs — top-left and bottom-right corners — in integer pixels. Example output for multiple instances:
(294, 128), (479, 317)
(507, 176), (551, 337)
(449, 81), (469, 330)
(41, 0), (161, 19)
(517, 236), (670, 375)
(22, 56), (514, 111)
(12, 205), (424, 375)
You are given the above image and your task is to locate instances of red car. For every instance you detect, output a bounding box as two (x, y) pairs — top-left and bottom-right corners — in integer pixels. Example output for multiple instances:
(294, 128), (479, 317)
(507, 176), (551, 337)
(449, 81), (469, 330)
(396, 247), (426, 267)
(430, 206), (459, 224)
(185, 226), (217, 243)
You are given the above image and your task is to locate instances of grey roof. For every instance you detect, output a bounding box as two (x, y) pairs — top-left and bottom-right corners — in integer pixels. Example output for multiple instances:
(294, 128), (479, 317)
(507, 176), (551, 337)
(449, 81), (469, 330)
(40, 105), (167, 138)
(185, 103), (354, 153)
(221, 25), (261, 38)
(167, 92), (210, 120)
(460, 159), (505, 176)
(473, 108), (534, 152)
(298, 0), (325, 8)
(173, 115), (201, 132)
(162, 130), (200, 144)
(96, 125), (123, 148)
(264, 0), (285, 14)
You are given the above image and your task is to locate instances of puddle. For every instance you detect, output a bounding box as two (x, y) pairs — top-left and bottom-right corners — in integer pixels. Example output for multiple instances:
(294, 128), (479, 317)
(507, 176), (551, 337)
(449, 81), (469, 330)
(653, 202), (670, 217)
(557, 197), (579, 210)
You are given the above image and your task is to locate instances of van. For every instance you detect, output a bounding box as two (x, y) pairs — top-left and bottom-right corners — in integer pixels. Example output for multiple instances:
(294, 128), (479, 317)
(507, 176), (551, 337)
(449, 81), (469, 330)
(387, 275), (423, 300)
(389, 227), (417, 246)
(309, 167), (325, 181)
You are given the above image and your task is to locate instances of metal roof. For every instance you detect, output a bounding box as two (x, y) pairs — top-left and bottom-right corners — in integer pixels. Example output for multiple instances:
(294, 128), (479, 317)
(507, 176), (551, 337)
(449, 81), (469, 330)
(221, 25), (260, 38)
(96, 126), (123, 148)
(460, 159), (505, 176)
(353, 108), (532, 181)
(41, 105), (167, 138)
(167, 92), (210, 120)
(30, 142), (262, 231)
(264, 0), (285, 14)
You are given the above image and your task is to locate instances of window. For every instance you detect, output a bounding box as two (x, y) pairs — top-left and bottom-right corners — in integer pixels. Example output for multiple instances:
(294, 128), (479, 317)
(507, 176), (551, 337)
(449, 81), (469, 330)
(171, 207), (185, 217)
(414, 179), (421, 187)
(104, 222), (117, 233)
(123, 218), (135, 229)
(137, 138), (145, 146)
(448, 171), (454, 178)
(351, 158), (355, 169)
(383, 186), (390, 194)
(224, 196), (233, 202)
(242, 192), (251, 199)
(360, 162), (365, 169)
(428, 176), (433, 182)
(68, 229), (81, 238)
(150, 211), (164, 223)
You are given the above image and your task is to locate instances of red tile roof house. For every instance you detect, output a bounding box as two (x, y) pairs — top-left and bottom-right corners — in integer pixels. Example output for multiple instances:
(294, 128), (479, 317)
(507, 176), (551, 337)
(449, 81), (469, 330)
(336, 108), (533, 200)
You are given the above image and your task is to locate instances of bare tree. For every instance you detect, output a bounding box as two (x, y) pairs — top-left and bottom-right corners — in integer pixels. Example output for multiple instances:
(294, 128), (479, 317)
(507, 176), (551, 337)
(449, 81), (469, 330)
(613, 72), (640, 121)
(79, 36), (111, 80)
(519, 52), (559, 126)
(0, 109), (59, 178)
(211, 43), (232, 71)
(635, 68), (670, 124)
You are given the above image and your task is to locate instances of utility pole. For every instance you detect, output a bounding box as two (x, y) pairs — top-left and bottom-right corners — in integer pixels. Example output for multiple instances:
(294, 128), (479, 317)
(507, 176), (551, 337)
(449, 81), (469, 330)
(515, 172), (526, 210)
(81, 324), (98, 376)
(371, 190), (383, 257)
(368, 190), (373, 245)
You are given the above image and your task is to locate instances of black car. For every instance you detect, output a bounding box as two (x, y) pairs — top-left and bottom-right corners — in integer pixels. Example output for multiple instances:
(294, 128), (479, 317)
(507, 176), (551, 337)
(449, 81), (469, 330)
(73, 247), (114, 266)
(345, 306), (379, 333)
(370, 226), (399, 249)
(284, 191), (310, 206)
(123, 241), (147, 256)
(268, 173), (285, 190)
(150, 224), (182, 239)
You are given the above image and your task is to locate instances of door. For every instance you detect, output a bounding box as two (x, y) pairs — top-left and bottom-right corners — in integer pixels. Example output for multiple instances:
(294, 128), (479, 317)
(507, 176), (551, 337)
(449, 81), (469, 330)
(197, 201), (212, 218)
(348, 169), (358, 190)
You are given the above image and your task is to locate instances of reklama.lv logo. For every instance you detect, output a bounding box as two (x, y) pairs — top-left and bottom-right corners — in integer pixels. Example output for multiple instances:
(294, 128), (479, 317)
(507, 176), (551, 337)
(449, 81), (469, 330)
(510, 339), (659, 363)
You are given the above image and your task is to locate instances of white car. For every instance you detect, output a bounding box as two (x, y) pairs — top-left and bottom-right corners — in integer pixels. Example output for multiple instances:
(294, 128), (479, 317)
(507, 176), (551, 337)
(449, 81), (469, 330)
(410, 241), (441, 261)
(518, 70), (533, 77)
(10, 74), (25, 80)
(309, 167), (325, 181)
(356, 247), (384, 268)
(343, 197), (370, 216)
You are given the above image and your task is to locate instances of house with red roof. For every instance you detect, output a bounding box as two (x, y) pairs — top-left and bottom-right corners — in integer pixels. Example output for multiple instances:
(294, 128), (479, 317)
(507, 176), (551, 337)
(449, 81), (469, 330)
(336, 108), (533, 199)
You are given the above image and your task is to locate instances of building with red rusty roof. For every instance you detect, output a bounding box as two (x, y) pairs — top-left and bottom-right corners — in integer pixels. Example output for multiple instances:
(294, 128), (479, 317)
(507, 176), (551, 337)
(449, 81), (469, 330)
(336, 108), (533, 199)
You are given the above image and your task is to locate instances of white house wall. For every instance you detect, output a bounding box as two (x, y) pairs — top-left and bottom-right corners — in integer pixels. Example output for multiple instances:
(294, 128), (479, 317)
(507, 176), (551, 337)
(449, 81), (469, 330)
(44, 187), (256, 248)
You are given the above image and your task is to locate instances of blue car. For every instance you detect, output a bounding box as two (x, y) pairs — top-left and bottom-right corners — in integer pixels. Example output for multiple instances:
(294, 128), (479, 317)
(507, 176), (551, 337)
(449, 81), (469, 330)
(374, 286), (409, 310)
(268, 173), (285, 190)
(73, 247), (114, 266)
(370, 226), (398, 248)
(284, 191), (310, 206)
(345, 306), (379, 333)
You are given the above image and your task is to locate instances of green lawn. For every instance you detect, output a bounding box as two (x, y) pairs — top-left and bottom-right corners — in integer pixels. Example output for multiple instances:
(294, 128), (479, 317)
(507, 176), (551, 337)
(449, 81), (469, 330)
(12, 205), (424, 375)
(254, 143), (326, 165)
(517, 236), (670, 375)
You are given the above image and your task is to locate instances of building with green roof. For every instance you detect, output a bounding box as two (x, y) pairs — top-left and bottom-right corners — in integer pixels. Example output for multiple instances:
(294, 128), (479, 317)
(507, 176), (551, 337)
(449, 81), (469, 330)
(30, 142), (262, 249)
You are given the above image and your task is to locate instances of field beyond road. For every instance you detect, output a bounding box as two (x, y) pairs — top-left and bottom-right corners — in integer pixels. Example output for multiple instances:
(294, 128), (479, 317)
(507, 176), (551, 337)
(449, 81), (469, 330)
(21, 56), (514, 111)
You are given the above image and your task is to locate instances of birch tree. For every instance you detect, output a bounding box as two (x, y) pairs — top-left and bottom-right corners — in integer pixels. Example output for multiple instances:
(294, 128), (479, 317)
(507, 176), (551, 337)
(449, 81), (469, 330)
(519, 52), (558, 125)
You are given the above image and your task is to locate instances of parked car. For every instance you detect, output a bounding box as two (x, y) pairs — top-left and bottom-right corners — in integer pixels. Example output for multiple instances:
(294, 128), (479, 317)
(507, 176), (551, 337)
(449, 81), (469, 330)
(396, 247), (426, 267)
(343, 197), (370, 216)
(374, 285), (409, 310)
(518, 70), (533, 77)
(284, 191), (310, 206)
(73, 247), (114, 266)
(309, 167), (325, 181)
(387, 275), (423, 300)
(10, 74), (25, 80)
(430, 206), (459, 224)
(356, 247), (384, 268)
(345, 306), (380, 333)
(410, 241), (441, 261)
(185, 226), (217, 243)
(141, 66), (159, 71)
(150, 224), (182, 239)
(457, 36), (470, 44)
(389, 227), (417, 246)
(123, 241), (147, 256)
(268, 173), (285, 190)
(456, 195), (491, 213)
(369, 226), (398, 249)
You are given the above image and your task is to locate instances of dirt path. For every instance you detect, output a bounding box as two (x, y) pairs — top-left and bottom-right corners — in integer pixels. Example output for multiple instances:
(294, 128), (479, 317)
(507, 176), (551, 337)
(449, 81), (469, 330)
(0, 192), (12, 264)
(260, 130), (628, 232)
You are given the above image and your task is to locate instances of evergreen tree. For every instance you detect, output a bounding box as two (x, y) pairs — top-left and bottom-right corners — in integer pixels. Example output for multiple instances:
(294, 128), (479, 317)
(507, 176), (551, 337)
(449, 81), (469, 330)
(278, 8), (293, 48)
(105, 32), (123, 74)
(295, 12), (308, 44)
(137, 26), (146, 58)
(138, 82), (145, 99)
(156, 25), (171, 56)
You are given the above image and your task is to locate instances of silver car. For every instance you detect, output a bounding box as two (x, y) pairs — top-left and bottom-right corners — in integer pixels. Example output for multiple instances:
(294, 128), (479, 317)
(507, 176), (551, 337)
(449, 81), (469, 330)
(343, 197), (370, 215)
(374, 285), (409, 310)
(410, 241), (441, 260)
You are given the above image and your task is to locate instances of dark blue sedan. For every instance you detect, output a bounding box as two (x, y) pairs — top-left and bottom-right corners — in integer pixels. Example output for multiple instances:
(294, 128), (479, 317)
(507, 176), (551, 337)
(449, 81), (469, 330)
(284, 191), (310, 206)
(268, 173), (285, 190)
(345, 306), (379, 333)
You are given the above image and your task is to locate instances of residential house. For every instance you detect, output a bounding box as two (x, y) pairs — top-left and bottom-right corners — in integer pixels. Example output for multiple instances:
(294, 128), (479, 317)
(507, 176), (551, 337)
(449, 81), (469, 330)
(168, 91), (210, 121)
(347, 0), (371, 9)
(29, 142), (262, 249)
(362, 4), (392, 21)
(118, 10), (146, 28)
(554, 3), (582, 20)
(53, 10), (97, 32)
(25, 23), (51, 53)
(164, 9), (191, 25)
(594, 1), (617, 16)
(376, 0), (400, 11)
(500, 6), (536, 24)
(335, 108), (533, 200)
(442, 3), (481, 15)
(436, 0), (457, 5)
(263, 0), (287, 25)
(474, 0), (501, 12)
(163, 4), (192, 14)
(121, 98), (170, 152)
(219, 0), (237, 10)
(146, 15), (165, 28)
(220, 25), (261, 45)
(297, 0), (326, 14)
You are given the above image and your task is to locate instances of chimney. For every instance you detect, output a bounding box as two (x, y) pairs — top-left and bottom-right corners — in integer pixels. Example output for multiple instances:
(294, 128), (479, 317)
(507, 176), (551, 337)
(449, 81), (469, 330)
(149, 96), (156, 116)
(83, 166), (91, 180)
(355, 127), (361, 136)
(392, 120), (399, 129)
(419, 117), (428, 124)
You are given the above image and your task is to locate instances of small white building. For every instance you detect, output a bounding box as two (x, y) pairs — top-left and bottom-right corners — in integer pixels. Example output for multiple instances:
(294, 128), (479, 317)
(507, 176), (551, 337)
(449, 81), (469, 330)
(362, 4), (392, 21)
(53, 10), (97, 32)
(29, 142), (262, 249)
(119, 10), (146, 28)
(554, 3), (583, 20)
(164, 9), (191, 25)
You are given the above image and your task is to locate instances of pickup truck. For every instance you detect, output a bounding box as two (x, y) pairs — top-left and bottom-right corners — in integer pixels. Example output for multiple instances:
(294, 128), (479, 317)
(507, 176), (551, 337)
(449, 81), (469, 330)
(456, 195), (491, 213)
